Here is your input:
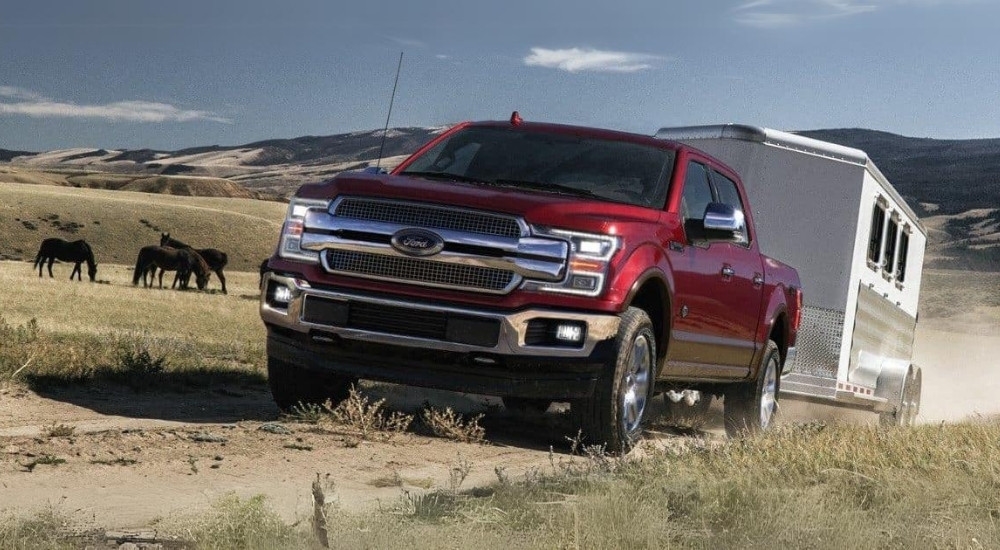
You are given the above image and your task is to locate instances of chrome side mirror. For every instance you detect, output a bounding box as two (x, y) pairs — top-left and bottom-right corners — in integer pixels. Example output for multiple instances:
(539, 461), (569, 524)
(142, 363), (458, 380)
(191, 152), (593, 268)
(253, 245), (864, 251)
(697, 202), (746, 244)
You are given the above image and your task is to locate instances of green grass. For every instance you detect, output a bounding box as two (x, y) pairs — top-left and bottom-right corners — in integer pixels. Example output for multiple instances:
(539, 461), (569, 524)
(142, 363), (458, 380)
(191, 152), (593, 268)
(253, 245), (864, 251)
(0, 180), (285, 270)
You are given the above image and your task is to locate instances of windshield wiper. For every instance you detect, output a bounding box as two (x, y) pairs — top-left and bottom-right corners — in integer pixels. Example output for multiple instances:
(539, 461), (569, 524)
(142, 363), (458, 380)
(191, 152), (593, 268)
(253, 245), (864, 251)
(491, 179), (601, 199)
(398, 171), (483, 184)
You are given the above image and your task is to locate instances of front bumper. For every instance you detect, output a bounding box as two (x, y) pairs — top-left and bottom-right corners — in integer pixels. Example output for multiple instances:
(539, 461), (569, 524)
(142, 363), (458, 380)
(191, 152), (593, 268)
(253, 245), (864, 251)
(260, 273), (621, 398)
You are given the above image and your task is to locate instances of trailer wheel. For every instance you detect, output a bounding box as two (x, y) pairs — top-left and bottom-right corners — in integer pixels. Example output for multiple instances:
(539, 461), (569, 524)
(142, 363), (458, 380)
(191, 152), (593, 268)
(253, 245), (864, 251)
(572, 307), (656, 454)
(502, 397), (553, 415)
(724, 340), (780, 437)
(880, 365), (921, 427)
(267, 356), (357, 412)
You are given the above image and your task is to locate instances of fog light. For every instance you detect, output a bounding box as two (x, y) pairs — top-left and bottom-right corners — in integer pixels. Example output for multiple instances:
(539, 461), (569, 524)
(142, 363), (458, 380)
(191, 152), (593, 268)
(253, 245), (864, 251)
(272, 284), (293, 305)
(555, 322), (585, 343)
(570, 274), (599, 291)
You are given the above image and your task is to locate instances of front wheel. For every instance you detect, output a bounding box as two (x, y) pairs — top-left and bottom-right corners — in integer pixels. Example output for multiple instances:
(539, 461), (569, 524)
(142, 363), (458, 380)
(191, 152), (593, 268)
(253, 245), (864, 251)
(267, 356), (357, 412)
(572, 307), (656, 454)
(724, 340), (780, 437)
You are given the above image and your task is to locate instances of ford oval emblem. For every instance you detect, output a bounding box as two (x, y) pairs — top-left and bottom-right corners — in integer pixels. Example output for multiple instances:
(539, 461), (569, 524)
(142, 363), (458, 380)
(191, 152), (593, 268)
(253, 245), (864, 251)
(391, 228), (445, 257)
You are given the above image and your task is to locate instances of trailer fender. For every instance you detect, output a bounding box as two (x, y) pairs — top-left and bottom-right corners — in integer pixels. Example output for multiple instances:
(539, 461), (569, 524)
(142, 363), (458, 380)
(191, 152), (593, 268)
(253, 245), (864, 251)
(874, 359), (921, 426)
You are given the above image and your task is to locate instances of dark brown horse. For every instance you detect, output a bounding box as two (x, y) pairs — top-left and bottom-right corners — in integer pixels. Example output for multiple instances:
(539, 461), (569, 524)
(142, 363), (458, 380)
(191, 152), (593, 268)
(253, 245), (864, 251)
(33, 238), (97, 281)
(132, 245), (210, 290)
(159, 233), (229, 294)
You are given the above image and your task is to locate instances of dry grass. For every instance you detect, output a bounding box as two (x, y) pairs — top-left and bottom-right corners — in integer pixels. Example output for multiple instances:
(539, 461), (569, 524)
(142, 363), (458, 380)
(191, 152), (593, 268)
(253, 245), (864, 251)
(0, 262), (266, 385)
(0, 181), (284, 269)
(419, 407), (487, 444)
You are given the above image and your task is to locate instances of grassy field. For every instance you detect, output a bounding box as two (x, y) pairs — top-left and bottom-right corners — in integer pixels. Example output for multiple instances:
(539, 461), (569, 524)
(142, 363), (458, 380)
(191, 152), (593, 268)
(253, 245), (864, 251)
(0, 181), (286, 270)
(0, 260), (265, 385)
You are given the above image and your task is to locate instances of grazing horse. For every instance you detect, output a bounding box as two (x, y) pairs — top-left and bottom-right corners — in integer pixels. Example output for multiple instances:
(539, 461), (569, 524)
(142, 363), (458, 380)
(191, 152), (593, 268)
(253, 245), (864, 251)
(159, 233), (229, 294)
(132, 245), (210, 290)
(33, 238), (97, 282)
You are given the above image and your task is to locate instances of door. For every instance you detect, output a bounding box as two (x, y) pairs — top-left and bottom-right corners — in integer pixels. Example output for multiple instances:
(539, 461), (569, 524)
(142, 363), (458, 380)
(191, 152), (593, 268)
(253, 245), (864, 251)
(666, 160), (762, 379)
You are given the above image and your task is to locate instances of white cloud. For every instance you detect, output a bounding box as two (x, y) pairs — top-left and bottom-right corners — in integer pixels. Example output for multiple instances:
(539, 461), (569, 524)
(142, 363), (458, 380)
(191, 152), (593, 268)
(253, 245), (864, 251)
(733, 0), (878, 28)
(523, 47), (664, 73)
(0, 86), (45, 101)
(733, 0), (980, 28)
(0, 88), (230, 123)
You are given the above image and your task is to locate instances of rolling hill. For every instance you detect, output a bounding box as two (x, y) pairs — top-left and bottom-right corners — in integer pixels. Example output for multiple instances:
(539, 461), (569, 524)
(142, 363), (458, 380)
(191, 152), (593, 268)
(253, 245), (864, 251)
(3, 124), (999, 270)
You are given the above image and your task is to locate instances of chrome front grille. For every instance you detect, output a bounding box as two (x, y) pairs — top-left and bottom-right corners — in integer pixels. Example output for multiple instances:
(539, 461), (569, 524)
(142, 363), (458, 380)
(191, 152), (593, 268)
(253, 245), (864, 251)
(325, 250), (517, 293)
(334, 197), (523, 238)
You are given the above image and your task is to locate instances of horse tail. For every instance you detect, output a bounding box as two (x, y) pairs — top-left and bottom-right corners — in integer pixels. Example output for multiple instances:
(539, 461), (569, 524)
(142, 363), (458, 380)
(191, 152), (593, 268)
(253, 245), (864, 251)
(132, 249), (144, 286)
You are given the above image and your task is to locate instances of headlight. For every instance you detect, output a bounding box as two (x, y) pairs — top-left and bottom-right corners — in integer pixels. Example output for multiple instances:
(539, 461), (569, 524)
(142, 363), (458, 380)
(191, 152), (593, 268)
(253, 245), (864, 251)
(278, 197), (330, 263)
(523, 227), (619, 297)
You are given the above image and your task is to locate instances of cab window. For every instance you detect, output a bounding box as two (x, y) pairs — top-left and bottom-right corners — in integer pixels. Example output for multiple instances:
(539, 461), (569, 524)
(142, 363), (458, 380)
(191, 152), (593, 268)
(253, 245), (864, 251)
(711, 170), (750, 245)
(681, 162), (714, 227)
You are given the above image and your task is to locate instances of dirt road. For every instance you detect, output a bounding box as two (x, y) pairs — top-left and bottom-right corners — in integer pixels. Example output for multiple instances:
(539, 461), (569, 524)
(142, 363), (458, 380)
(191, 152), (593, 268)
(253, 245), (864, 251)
(2, 321), (997, 531)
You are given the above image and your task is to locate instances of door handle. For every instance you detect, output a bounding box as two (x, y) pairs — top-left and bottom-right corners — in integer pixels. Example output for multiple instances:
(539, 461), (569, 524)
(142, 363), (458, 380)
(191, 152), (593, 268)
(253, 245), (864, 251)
(753, 273), (765, 287)
(721, 266), (735, 278)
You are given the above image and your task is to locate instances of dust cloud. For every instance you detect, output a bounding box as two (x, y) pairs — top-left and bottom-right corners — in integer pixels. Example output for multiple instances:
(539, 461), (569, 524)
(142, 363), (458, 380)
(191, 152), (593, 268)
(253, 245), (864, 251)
(913, 322), (1000, 423)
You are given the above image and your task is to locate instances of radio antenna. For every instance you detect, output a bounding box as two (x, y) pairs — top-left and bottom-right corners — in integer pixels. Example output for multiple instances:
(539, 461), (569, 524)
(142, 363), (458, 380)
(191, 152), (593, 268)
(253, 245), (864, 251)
(375, 51), (404, 172)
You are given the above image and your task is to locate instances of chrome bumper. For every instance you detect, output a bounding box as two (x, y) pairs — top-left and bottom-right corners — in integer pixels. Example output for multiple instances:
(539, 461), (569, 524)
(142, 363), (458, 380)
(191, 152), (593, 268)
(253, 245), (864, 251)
(260, 273), (621, 358)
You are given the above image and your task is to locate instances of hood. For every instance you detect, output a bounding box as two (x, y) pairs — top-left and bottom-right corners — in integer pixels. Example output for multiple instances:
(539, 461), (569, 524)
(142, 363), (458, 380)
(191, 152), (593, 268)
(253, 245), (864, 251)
(296, 172), (663, 235)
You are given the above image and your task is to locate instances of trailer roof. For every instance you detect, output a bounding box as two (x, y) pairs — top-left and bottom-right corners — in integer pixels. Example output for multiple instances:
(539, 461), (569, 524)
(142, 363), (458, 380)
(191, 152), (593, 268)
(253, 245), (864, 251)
(654, 124), (925, 234)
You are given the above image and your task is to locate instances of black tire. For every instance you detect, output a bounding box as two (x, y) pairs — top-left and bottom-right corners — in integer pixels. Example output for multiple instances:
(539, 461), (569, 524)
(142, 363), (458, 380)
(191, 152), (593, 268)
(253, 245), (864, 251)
(724, 340), (780, 437)
(501, 397), (553, 415)
(572, 307), (656, 454)
(267, 356), (357, 412)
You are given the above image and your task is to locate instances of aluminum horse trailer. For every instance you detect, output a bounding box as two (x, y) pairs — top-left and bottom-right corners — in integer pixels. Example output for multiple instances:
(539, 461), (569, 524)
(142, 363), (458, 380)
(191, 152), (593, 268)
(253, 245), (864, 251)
(655, 124), (925, 425)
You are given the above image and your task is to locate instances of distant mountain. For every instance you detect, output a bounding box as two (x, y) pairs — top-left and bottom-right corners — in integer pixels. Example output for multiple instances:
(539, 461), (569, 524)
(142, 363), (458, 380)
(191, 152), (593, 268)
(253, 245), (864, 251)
(798, 129), (1000, 217)
(0, 127), (447, 200)
(3, 125), (999, 270)
(0, 148), (35, 162)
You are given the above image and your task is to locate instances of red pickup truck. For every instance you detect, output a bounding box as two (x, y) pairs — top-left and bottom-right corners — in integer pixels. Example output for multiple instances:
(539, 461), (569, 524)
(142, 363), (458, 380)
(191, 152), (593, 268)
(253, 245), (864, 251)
(260, 115), (802, 452)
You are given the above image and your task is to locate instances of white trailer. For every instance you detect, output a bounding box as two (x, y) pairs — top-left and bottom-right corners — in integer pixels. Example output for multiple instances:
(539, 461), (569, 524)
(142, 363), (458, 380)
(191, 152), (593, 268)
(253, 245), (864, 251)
(655, 124), (925, 425)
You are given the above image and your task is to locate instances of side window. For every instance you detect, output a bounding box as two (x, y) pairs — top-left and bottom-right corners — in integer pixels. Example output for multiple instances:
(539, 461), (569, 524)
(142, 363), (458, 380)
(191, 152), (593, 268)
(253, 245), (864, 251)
(711, 170), (749, 245)
(866, 200), (887, 268)
(681, 162), (714, 224)
(896, 229), (911, 285)
(883, 215), (899, 279)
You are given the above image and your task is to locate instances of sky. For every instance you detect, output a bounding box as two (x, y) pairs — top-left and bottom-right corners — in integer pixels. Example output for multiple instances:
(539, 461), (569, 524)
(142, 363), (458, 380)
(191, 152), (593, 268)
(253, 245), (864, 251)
(2, 0), (999, 152)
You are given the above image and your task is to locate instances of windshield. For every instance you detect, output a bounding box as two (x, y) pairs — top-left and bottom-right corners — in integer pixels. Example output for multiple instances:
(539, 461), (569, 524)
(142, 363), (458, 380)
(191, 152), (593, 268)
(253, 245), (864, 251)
(399, 126), (675, 209)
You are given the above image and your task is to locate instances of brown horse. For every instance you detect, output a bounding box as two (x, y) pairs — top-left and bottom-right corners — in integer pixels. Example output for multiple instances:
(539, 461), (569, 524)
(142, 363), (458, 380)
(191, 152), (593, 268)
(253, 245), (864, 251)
(159, 233), (229, 294)
(33, 238), (97, 281)
(132, 245), (210, 290)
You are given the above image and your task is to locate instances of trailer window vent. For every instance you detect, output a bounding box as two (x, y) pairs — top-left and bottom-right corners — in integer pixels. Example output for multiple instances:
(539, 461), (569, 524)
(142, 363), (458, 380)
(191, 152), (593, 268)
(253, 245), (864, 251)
(883, 216), (899, 279)
(866, 202), (887, 269)
(896, 231), (910, 285)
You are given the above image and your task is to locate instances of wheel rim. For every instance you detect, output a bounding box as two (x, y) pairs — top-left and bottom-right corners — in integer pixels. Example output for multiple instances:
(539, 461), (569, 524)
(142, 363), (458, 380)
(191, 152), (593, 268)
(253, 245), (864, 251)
(621, 333), (653, 435)
(759, 354), (779, 430)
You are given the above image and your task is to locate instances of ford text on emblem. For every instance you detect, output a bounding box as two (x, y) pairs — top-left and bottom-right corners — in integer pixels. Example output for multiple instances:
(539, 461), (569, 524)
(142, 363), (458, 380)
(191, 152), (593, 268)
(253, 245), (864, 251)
(391, 228), (445, 257)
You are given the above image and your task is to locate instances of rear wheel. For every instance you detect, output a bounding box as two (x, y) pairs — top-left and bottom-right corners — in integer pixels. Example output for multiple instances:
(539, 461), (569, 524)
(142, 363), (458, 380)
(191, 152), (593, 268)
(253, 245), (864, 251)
(572, 307), (656, 454)
(724, 340), (780, 437)
(267, 356), (357, 412)
(502, 397), (553, 414)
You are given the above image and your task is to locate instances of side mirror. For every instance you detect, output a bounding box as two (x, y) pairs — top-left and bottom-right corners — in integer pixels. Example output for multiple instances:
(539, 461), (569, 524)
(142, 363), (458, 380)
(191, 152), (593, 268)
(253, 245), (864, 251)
(692, 202), (746, 245)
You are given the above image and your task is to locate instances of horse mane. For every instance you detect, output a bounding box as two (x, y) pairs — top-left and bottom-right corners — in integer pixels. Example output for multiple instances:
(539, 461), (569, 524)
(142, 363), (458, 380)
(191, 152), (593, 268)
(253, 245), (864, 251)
(161, 232), (190, 249)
